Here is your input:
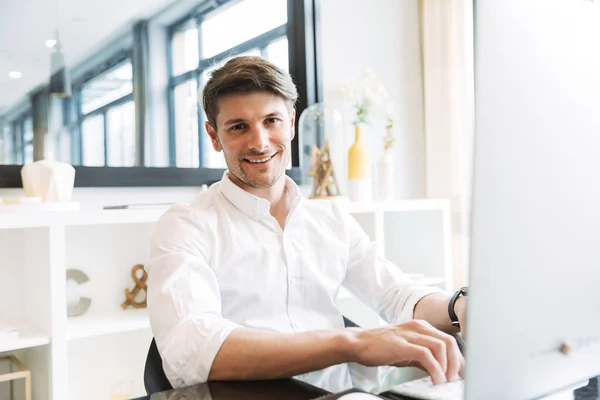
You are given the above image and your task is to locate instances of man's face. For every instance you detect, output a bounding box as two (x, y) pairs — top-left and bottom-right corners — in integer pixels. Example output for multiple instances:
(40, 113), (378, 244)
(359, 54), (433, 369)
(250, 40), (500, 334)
(206, 92), (295, 189)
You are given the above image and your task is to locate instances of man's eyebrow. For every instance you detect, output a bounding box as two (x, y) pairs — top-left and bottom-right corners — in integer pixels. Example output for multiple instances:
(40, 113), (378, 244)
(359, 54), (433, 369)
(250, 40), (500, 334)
(223, 112), (284, 126)
(264, 112), (284, 118)
(223, 118), (246, 127)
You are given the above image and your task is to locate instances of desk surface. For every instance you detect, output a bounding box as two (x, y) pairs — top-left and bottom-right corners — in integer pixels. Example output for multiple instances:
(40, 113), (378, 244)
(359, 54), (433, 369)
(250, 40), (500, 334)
(131, 376), (599, 400)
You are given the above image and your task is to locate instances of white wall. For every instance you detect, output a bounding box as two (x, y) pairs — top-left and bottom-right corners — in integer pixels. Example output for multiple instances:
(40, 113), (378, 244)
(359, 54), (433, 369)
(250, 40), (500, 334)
(0, 0), (425, 206)
(320, 0), (425, 199)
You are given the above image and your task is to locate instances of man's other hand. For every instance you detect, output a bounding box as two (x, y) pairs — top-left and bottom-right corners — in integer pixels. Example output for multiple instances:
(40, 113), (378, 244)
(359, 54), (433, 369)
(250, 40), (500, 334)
(348, 319), (464, 385)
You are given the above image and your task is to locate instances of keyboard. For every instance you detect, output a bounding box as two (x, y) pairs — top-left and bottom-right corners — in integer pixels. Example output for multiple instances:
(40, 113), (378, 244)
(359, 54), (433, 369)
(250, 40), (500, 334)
(388, 376), (464, 400)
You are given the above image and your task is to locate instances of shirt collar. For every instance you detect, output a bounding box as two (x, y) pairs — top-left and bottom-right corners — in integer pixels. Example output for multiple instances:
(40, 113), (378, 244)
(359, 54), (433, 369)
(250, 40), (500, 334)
(219, 171), (303, 222)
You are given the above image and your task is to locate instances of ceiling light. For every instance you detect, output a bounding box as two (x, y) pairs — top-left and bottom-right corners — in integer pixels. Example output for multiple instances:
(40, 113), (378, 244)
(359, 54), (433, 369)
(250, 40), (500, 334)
(9, 71), (22, 79)
(45, 39), (57, 48)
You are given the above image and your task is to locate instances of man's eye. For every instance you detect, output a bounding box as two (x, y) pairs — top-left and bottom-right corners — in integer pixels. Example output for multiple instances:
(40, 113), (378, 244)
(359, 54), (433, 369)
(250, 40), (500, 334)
(230, 124), (246, 131)
(265, 117), (279, 124)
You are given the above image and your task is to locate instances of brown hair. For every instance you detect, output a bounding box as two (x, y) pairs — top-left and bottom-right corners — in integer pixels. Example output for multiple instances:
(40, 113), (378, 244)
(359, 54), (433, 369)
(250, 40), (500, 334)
(201, 55), (298, 129)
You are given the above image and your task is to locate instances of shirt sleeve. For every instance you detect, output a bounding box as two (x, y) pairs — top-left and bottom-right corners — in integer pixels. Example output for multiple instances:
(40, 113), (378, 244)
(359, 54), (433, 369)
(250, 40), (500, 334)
(145, 204), (241, 388)
(338, 206), (444, 324)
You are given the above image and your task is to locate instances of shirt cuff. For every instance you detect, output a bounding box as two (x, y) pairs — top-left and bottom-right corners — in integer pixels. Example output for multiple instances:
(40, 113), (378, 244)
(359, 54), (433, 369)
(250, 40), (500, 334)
(395, 285), (445, 324)
(160, 315), (241, 388)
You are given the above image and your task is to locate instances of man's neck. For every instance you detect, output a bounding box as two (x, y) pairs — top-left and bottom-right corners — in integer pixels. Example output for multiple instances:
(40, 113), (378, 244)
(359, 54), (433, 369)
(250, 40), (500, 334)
(228, 173), (290, 219)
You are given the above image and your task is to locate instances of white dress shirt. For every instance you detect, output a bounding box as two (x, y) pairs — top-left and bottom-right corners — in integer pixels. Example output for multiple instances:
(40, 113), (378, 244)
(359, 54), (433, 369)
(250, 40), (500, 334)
(146, 171), (442, 393)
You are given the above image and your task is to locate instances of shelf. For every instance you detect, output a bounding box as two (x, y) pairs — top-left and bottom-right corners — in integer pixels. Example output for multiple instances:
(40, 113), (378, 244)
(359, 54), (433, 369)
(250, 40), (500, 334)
(67, 309), (151, 340)
(0, 322), (49, 353)
(0, 208), (169, 230)
(0, 199), (451, 230)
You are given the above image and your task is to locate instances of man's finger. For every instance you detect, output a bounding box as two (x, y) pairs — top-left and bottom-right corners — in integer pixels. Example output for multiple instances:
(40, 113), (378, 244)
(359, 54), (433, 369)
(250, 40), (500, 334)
(402, 343), (446, 385)
(404, 332), (448, 375)
(409, 320), (464, 381)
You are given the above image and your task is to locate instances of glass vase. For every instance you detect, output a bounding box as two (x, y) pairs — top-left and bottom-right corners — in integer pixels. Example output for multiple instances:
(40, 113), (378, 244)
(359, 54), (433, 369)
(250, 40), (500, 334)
(298, 103), (347, 196)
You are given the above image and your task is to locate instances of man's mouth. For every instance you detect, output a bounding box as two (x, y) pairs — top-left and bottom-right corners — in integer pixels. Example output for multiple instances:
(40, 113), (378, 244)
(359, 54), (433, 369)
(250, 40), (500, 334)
(244, 153), (276, 164)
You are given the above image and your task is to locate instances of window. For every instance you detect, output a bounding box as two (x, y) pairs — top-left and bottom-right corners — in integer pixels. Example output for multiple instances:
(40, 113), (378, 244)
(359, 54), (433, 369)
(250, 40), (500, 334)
(168, 0), (290, 168)
(22, 116), (33, 164)
(0, 113), (33, 165)
(79, 60), (135, 166)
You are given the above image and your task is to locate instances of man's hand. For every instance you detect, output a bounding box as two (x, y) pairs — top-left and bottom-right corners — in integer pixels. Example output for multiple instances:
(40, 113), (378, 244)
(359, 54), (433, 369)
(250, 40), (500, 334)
(349, 319), (465, 385)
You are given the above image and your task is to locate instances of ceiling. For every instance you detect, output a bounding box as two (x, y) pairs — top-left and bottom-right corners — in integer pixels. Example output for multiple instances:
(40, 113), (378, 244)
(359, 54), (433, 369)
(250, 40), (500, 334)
(0, 0), (180, 116)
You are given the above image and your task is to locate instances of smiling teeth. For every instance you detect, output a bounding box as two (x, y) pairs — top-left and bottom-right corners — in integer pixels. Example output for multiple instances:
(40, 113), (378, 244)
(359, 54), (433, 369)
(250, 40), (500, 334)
(247, 155), (273, 163)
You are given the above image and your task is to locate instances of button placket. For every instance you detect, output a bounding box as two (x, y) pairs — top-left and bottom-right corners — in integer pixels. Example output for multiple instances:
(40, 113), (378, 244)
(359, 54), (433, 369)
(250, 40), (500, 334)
(283, 230), (302, 330)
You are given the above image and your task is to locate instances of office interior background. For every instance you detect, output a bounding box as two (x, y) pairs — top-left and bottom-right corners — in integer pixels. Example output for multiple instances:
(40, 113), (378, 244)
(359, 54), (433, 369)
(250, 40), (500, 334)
(0, 0), (476, 398)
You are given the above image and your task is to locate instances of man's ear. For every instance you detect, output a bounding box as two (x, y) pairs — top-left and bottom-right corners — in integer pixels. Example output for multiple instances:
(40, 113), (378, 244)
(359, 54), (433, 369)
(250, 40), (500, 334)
(205, 121), (222, 152)
(289, 108), (296, 141)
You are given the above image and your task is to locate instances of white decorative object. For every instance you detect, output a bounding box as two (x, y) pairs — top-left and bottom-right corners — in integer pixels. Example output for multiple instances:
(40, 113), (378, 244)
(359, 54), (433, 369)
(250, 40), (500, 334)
(66, 269), (92, 317)
(347, 178), (373, 203)
(377, 104), (396, 202)
(378, 150), (395, 201)
(21, 153), (75, 203)
(0, 324), (19, 342)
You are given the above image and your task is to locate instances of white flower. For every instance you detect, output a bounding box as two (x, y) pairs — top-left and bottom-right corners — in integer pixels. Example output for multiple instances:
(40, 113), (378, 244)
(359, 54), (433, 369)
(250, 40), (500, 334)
(336, 83), (358, 103)
(376, 83), (388, 100)
(363, 67), (377, 81)
(364, 88), (381, 106)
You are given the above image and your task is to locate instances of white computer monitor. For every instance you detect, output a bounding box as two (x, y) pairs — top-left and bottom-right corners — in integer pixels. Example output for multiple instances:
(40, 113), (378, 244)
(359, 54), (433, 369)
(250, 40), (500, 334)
(465, 0), (600, 399)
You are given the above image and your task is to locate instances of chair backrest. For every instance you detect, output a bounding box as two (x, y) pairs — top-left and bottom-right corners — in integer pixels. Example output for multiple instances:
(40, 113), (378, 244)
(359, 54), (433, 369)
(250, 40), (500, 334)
(143, 338), (173, 395)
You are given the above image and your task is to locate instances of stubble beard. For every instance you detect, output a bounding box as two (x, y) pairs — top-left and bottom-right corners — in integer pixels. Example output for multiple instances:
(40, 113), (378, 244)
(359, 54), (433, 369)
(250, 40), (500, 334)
(226, 150), (288, 189)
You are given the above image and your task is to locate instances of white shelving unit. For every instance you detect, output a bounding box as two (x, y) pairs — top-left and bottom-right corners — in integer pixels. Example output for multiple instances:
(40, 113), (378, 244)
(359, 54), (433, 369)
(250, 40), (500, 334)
(0, 324), (49, 354)
(67, 309), (150, 341)
(0, 199), (451, 400)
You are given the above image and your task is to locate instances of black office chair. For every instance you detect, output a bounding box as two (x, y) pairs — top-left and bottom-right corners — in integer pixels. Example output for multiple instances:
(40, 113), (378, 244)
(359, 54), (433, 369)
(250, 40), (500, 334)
(144, 338), (173, 395)
(143, 316), (361, 395)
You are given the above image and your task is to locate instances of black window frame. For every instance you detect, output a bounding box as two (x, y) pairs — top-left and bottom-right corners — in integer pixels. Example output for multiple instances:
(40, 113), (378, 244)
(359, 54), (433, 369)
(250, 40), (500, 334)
(0, 0), (320, 188)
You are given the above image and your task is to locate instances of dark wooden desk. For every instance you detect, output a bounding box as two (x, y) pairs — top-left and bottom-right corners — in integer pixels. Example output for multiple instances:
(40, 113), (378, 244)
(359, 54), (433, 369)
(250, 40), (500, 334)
(131, 376), (599, 400)
(131, 379), (328, 400)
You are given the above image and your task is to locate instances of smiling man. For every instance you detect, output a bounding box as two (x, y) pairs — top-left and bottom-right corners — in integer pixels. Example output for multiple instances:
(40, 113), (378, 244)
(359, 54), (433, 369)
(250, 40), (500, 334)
(145, 56), (468, 393)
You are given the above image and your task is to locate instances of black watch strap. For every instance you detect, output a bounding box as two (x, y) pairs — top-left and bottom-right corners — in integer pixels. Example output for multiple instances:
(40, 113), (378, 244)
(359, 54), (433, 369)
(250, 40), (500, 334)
(448, 287), (468, 328)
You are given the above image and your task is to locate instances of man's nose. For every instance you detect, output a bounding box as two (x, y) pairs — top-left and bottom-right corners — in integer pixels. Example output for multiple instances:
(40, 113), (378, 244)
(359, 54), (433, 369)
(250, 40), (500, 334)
(248, 124), (270, 152)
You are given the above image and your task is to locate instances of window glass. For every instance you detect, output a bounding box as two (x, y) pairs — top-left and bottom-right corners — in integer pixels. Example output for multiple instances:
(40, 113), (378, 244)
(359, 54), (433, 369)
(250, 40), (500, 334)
(174, 79), (200, 167)
(22, 116), (34, 164)
(106, 101), (135, 166)
(81, 61), (133, 115)
(201, 0), (287, 58)
(172, 26), (199, 76)
(266, 37), (288, 72)
(81, 114), (105, 166)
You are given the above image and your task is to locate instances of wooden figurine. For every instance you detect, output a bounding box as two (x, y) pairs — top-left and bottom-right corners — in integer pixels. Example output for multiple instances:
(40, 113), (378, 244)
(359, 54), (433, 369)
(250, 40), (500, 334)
(121, 264), (148, 309)
(308, 141), (342, 199)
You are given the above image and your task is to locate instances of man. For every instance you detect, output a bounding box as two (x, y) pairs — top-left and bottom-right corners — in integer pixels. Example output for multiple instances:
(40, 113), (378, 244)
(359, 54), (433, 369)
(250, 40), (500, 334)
(146, 56), (467, 393)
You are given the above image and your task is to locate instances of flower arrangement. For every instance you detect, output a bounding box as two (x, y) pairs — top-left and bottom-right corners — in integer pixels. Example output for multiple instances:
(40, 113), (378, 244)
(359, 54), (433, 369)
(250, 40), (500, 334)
(336, 68), (396, 151)
(336, 68), (388, 127)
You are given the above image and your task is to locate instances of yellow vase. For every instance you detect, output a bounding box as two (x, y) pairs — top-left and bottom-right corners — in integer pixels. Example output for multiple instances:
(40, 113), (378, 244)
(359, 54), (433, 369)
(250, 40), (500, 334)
(347, 124), (372, 201)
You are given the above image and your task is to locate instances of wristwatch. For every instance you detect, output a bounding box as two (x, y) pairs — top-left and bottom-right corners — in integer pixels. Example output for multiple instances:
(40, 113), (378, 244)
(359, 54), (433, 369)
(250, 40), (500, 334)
(448, 287), (468, 328)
